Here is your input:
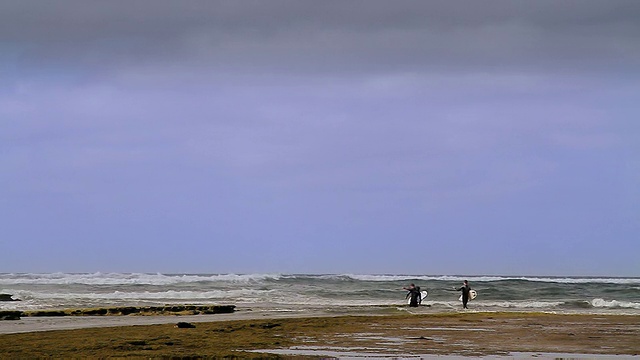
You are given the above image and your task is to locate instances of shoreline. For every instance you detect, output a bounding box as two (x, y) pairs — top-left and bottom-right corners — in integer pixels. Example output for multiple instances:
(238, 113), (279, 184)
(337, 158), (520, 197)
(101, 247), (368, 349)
(1, 307), (639, 358)
(2, 303), (640, 333)
(0, 305), (342, 335)
(0, 304), (235, 320)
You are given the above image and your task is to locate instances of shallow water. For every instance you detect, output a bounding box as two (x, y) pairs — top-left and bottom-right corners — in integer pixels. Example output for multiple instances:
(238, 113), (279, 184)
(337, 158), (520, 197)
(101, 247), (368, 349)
(247, 348), (640, 359)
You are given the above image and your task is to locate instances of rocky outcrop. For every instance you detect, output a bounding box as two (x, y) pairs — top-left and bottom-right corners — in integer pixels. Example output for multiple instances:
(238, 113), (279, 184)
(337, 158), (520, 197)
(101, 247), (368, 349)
(0, 294), (20, 301)
(59, 304), (236, 316)
(175, 322), (196, 328)
(0, 304), (236, 320)
(28, 310), (67, 317)
(0, 311), (22, 320)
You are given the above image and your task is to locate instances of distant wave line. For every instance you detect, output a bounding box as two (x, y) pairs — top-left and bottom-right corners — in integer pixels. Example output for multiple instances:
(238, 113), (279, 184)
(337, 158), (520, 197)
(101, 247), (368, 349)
(0, 272), (284, 285)
(338, 274), (640, 284)
(1, 273), (639, 285)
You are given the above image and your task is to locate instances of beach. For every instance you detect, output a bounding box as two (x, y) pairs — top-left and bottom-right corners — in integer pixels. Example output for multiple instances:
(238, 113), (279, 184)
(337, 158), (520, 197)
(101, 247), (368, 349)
(2, 273), (639, 357)
(1, 307), (639, 358)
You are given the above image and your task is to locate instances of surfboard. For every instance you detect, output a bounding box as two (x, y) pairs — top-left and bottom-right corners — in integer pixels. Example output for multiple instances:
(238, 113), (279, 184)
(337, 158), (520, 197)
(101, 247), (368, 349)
(407, 291), (428, 305)
(459, 289), (477, 301)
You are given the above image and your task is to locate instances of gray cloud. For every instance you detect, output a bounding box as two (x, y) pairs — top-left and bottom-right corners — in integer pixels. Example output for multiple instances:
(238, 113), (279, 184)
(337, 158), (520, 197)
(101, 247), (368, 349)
(2, 1), (639, 274)
(3, 0), (639, 79)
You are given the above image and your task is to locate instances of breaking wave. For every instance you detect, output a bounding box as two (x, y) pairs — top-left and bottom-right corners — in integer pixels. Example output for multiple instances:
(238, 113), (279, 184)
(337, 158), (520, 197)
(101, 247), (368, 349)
(340, 274), (640, 284)
(2, 273), (639, 314)
(0, 272), (282, 286)
(591, 298), (640, 310)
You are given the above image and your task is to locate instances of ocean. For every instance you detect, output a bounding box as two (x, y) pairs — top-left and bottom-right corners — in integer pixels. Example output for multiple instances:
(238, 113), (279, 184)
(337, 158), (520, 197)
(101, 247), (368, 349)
(1, 273), (639, 315)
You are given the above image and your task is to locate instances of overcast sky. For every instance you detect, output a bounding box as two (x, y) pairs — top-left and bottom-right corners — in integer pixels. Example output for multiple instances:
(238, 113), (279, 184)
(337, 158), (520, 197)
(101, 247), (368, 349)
(1, 1), (639, 276)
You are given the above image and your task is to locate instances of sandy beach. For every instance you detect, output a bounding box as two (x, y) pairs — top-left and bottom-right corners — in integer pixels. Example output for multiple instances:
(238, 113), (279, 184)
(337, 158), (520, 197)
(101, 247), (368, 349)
(1, 307), (639, 358)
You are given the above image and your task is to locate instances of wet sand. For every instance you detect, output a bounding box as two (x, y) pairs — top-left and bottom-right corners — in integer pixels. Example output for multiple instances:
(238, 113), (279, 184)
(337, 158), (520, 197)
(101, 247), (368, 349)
(0, 308), (638, 358)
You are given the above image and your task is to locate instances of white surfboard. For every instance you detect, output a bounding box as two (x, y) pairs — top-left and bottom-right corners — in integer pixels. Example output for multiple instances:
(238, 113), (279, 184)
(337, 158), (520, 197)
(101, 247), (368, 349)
(459, 289), (477, 301)
(407, 291), (428, 305)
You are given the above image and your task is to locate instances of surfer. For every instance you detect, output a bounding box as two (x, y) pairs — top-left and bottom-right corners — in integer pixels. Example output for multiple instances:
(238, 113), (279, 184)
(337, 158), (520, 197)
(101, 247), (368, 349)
(456, 280), (471, 309)
(403, 283), (422, 307)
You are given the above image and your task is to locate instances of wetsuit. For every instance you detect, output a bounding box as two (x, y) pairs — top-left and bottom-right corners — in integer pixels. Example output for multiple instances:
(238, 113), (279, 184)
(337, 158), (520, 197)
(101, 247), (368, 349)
(406, 287), (421, 307)
(456, 284), (471, 309)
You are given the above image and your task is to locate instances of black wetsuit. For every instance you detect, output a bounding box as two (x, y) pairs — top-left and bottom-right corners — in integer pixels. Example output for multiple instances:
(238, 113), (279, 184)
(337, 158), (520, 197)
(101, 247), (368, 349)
(406, 287), (421, 307)
(456, 284), (471, 309)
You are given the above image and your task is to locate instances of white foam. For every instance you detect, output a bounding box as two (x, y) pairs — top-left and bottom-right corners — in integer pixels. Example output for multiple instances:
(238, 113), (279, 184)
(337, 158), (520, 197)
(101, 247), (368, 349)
(340, 274), (640, 284)
(508, 277), (640, 285)
(0, 272), (283, 286)
(5, 289), (274, 302)
(480, 301), (565, 308)
(592, 298), (640, 309)
(426, 300), (565, 309)
(340, 274), (510, 282)
(3, 273), (638, 285)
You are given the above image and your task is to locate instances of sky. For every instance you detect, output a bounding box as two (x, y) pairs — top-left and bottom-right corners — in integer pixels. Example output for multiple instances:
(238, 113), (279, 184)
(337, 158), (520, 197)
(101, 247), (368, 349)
(1, 1), (639, 276)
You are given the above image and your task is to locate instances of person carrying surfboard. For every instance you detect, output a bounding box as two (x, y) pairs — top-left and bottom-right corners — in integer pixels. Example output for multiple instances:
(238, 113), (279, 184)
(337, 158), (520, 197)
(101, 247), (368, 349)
(403, 283), (422, 307)
(456, 280), (471, 309)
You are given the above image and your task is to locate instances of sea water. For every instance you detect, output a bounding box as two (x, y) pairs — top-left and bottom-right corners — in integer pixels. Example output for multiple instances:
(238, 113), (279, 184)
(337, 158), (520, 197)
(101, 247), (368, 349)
(1, 273), (639, 315)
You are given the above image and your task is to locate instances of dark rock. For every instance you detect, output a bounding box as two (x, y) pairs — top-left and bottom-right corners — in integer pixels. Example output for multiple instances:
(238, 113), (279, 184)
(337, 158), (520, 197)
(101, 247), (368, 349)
(0, 294), (20, 301)
(29, 310), (66, 317)
(198, 305), (236, 314)
(127, 340), (147, 346)
(261, 323), (281, 329)
(16, 304), (236, 319)
(163, 305), (185, 312)
(81, 308), (108, 316)
(108, 307), (139, 315)
(175, 322), (196, 328)
(0, 311), (22, 320)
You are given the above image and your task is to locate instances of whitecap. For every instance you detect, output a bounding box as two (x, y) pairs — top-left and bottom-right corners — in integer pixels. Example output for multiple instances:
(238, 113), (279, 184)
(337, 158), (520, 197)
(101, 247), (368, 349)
(591, 298), (640, 309)
(0, 272), (283, 286)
